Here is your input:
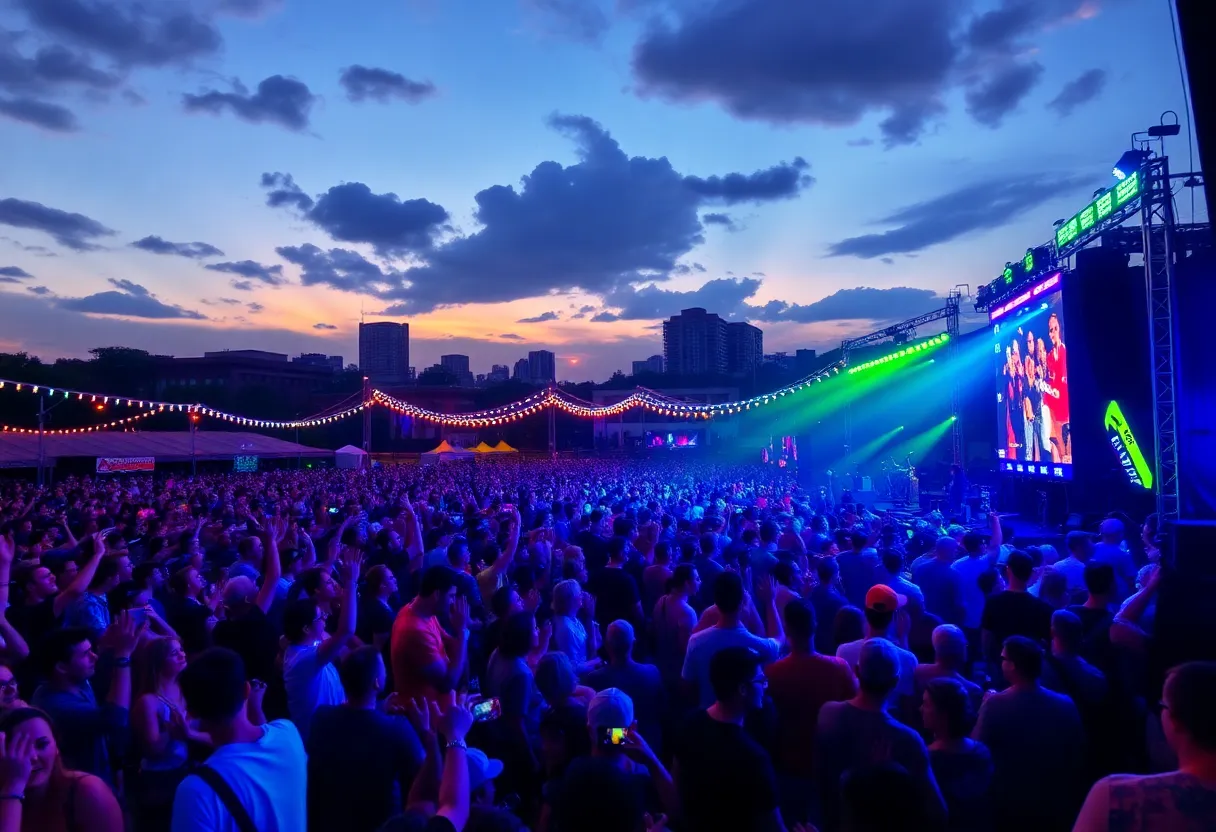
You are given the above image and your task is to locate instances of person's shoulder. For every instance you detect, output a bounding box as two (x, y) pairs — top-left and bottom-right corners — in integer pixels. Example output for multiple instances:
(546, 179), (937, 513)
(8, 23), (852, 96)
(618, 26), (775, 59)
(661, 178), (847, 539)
(71, 772), (120, 812)
(263, 718), (306, 751)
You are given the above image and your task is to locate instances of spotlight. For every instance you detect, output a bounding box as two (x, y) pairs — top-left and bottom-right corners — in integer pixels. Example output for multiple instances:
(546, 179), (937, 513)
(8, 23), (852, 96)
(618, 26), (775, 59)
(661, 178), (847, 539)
(1112, 149), (1151, 181)
(1147, 124), (1180, 138)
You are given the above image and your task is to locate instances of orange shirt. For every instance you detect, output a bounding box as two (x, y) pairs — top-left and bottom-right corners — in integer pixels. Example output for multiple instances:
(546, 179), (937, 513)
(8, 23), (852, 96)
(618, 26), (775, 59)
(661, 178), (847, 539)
(390, 601), (449, 702)
(765, 651), (858, 778)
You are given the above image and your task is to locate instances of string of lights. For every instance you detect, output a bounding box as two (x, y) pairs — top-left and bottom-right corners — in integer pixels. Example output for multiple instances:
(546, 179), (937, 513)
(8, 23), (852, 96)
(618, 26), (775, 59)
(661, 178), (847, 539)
(0, 409), (162, 435)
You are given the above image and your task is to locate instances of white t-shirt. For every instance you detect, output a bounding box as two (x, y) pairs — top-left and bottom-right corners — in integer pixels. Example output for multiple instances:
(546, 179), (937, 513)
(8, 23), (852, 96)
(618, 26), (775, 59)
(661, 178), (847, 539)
(681, 624), (781, 708)
(836, 637), (918, 706)
(952, 555), (991, 629)
(170, 720), (307, 832)
(283, 642), (345, 742)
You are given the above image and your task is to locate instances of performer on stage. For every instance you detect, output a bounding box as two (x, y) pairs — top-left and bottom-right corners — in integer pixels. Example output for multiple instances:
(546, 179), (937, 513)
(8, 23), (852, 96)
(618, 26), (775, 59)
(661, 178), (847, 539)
(1044, 312), (1070, 463)
(947, 464), (968, 515)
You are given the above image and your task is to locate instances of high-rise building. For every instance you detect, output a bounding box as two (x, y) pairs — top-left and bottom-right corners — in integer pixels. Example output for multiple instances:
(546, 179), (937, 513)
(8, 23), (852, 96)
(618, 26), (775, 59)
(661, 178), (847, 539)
(795, 349), (818, 375)
(513, 358), (530, 381)
(631, 355), (664, 375)
(440, 354), (474, 386)
(292, 353), (343, 372)
(662, 308), (729, 376)
(358, 322), (409, 385)
(488, 364), (510, 383)
(528, 350), (556, 384)
(726, 322), (763, 375)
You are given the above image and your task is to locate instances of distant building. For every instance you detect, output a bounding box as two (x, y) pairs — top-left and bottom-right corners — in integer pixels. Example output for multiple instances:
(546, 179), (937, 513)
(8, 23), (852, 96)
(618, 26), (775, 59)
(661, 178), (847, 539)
(292, 353), (343, 372)
(512, 358), (530, 381)
(440, 354), (474, 386)
(632, 355), (664, 376)
(155, 351), (333, 408)
(795, 349), (818, 375)
(763, 352), (793, 372)
(359, 322), (410, 386)
(726, 322), (763, 375)
(528, 350), (556, 384)
(488, 364), (510, 383)
(663, 308), (729, 376)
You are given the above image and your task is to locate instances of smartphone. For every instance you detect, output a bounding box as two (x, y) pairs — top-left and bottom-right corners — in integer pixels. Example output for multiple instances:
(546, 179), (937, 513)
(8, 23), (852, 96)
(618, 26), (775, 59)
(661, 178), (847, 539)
(597, 726), (631, 747)
(471, 698), (502, 722)
(907, 529), (915, 540)
(328, 507), (341, 515)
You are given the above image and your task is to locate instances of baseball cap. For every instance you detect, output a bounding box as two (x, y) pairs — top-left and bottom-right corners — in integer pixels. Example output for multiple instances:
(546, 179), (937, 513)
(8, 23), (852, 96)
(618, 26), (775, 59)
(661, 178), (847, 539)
(465, 747), (504, 792)
(587, 688), (634, 729)
(856, 638), (900, 688)
(865, 584), (906, 614)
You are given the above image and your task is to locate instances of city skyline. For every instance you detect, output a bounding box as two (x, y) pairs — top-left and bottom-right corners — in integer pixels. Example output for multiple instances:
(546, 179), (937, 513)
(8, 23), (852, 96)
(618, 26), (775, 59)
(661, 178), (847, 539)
(0, 1), (1201, 381)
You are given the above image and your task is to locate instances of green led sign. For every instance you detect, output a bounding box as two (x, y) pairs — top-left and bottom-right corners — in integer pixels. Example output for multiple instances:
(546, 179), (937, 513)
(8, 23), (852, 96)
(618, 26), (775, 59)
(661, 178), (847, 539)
(1056, 170), (1141, 251)
(1023, 249), (1034, 272)
(1003, 266), (1014, 284)
(1104, 401), (1152, 490)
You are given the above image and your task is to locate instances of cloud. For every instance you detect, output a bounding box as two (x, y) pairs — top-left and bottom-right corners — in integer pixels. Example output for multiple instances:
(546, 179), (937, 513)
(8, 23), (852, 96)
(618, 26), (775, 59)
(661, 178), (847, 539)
(54, 278), (206, 319)
(0, 96), (79, 131)
(826, 172), (1092, 258)
(216, 0), (284, 18)
(847, 138), (875, 147)
(260, 172), (314, 211)
(366, 113), (813, 313)
(965, 0), (1093, 53)
(183, 75), (316, 131)
(263, 177), (449, 257)
(1047, 68), (1106, 116)
(671, 262), (707, 275)
(15, 0), (223, 68)
(0, 197), (115, 251)
(499, 332), (525, 340)
(522, 0), (611, 44)
(751, 286), (943, 323)
(631, 0), (961, 146)
(596, 276), (763, 321)
(339, 66), (436, 103)
(199, 297), (241, 306)
(965, 61), (1043, 127)
(276, 244), (405, 294)
(0, 266), (32, 279)
(131, 235), (223, 259)
(701, 212), (737, 231)
(229, 279), (254, 291)
(0, 40), (122, 96)
(684, 157), (812, 204)
(312, 322), (337, 330)
(204, 260), (286, 285)
(880, 257), (894, 265)
(517, 311), (560, 323)
(26, 285), (51, 295)
(247, 302), (264, 314)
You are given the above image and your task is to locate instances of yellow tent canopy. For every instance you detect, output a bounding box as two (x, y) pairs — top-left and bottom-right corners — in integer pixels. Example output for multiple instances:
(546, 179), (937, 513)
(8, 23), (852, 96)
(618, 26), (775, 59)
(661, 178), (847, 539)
(492, 440), (518, 453)
(427, 440), (457, 453)
(472, 441), (496, 453)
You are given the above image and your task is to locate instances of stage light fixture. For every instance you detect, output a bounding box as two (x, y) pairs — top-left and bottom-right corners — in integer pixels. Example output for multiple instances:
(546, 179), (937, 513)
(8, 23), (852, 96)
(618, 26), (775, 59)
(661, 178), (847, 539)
(1112, 149), (1150, 181)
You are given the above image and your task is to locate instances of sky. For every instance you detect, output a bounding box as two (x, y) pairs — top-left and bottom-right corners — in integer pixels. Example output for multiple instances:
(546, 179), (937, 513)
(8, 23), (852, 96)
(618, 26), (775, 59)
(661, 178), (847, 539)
(0, 0), (1202, 382)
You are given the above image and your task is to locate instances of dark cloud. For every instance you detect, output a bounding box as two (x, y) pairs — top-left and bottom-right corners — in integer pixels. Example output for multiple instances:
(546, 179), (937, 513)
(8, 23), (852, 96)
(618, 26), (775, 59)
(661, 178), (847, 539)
(366, 113), (810, 313)
(596, 277), (762, 322)
(0, 41), (122, 95)
(276, 244), (404, 294)
(827, 172), (1092, 258)
(229, 279), (254, 292)
(518, 311), (560, 323)
(26, 285), (51, 295)
(297, 182), (449, 256)
(578, 304), (596, 313)
(671, 262), (707, 276)
(751, 286), (942, 323)
(1047, 68), (1106, 116)
(499, 332), (525, 340)
(0, 197), (115, 251)
(199, 297), (241, 306)
(685, 157), (811, 204)
(183, 75), (316, 131)
(339, 66), (437, 104)
(260, 172), (314, 211)
(880, 257), (894, 265)
(247, 302), (264, 314)
(965, 0), (1091, 53)
(312, 322), (337, 330)
(217, 0), (284, 18)
(131, 235), (223, 259)
(204, 260), (286, 285)
(54, 277), (206, 319)
(16, 0), (223, 68)
(701, 212), (737, 231)
(631, 0), (961, 146)
(523, 0), (612, 44)
(0, 96), (78, 131)
(965, 61), (1043, 127)
(0, 266), (32, 279)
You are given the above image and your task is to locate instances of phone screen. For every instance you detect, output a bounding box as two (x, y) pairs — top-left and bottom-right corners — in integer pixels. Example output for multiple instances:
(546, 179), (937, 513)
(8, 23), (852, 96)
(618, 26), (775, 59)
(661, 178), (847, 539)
(471, 698), (502, 722)
(597, 726), (630, 747)
(328, 507), (341, 515)
(907, 529), (915, 540)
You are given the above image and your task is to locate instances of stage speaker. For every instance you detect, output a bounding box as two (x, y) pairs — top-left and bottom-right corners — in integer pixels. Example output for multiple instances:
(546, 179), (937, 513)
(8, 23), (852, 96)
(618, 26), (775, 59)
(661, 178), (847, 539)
(1169, 520), (1216, 578)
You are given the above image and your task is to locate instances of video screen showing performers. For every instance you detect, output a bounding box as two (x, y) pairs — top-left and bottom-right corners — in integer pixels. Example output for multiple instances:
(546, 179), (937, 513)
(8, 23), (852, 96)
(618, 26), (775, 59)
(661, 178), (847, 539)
(645, 430), (701, 449)
(992, 274), (1072, 480)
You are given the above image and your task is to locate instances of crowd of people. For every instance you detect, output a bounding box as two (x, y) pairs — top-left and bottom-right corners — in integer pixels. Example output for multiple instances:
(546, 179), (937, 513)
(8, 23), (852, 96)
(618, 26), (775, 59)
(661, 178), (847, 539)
(0, 457), (1211, 831)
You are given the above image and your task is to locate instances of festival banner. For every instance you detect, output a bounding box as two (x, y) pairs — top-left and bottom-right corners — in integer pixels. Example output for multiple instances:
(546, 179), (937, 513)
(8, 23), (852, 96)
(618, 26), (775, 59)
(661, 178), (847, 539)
(96, 457), (155, 474)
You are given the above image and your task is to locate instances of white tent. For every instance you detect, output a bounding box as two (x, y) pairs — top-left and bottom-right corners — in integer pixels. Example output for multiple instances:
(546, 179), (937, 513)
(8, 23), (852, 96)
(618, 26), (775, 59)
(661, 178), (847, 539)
(335, 444), (368, 469)
(420, 440), (475, 465)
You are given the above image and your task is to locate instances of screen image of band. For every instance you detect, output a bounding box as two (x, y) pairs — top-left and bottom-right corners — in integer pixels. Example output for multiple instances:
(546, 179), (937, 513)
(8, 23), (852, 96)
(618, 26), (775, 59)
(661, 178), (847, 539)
(994, 282), (1072, 479)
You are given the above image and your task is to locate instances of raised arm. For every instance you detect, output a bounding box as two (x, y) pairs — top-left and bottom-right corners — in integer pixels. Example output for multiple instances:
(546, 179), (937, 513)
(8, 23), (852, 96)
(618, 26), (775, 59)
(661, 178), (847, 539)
(53, 532), (106, 619)
(316, 552), (361, 667)
(253, 517), (285, 615)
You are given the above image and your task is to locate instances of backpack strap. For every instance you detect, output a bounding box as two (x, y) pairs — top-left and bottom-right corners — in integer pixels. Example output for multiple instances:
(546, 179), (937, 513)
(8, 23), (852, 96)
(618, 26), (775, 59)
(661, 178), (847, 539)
(194, 766), (259, 832)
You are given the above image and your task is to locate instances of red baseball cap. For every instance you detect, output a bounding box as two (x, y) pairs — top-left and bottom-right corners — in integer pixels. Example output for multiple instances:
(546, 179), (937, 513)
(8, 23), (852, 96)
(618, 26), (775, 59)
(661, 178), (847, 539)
(865, 584), (907, 613)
